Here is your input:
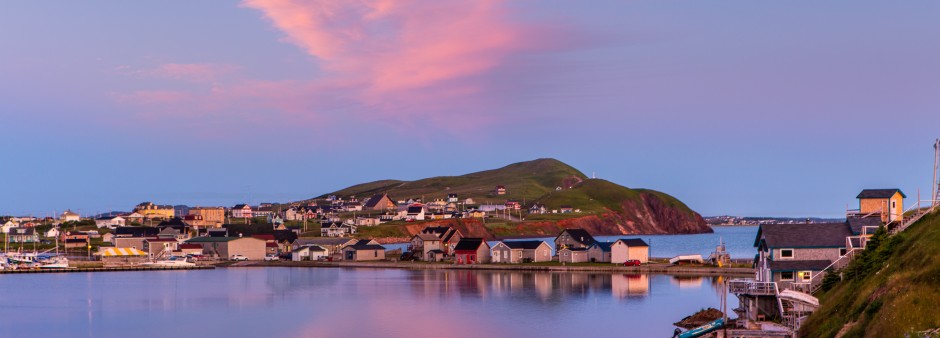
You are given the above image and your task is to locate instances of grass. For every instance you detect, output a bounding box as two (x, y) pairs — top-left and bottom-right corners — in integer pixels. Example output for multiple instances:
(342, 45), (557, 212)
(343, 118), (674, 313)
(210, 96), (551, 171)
(800, 211), (940, 337)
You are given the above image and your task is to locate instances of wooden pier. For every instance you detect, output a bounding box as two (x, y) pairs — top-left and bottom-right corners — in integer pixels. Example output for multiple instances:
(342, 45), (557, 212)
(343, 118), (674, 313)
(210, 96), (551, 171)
(0, 265), (214, 274)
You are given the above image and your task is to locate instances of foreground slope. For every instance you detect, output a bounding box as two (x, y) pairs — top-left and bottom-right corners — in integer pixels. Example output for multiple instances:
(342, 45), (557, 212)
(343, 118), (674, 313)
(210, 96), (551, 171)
(800, 211), (940, 337)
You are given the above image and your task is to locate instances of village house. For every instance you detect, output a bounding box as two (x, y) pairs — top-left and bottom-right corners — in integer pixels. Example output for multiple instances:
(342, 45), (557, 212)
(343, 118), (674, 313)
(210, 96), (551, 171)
(60, 210), (81, 222)
(174, 243), (203, 256)
(558, 248), (590, 263)
(405, 205), (427, 221)
(587, 242), (612, 263)
(292, 238), (358, 258)
(121, 212), (145, 225)
(344, 201), (363, 212)
(755, 223), (853, 291)
(8, 227), (38, 243)
(611, 238), (650, 264)
(230, 204), (253, 219)
(144, 238), (179, 257)
(252, 205), (274, 218)
(186, 236), (267, 260)
(291, 245), (328, 261)
(453, 238), (491, 264)
(447, 194), (459, 203)
(495, 185), (507, 195)
(95, 216), (125, 229)
(559, 206), (574, 213)
(133, 202), (175, 220)
(320, 222), (356, 237)
(363, 193), (397, 211)
(420, 226), (464, 255)
(2, 220), (19, 234)
(45, 227), (60, 238)
(342, 240), (386, 261)
(528, 204), (547, 215)
(410, 233), (445, 261)
(855, 188), (905, 224)
(554, 228), (597, 251)
(61, 231), (90, 249)
(505, 201), (521, 210)
(188, 207), (225, 227)
(491, 240), (553, 263)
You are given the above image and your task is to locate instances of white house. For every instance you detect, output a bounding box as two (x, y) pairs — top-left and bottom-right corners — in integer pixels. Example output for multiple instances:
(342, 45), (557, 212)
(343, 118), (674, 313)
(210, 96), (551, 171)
(1, 221), (18, 234)
(45, 227), (60, 238)
(95, 216), (126, 229)
(291, 245), (329, 261)
(405, 206), (426, 221)
(231, 204), (253, 218)
(60, 210), (81, 222)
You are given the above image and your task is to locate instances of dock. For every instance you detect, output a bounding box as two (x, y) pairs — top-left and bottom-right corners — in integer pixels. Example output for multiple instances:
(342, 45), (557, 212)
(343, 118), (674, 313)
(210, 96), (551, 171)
(0, 265), (214, 274)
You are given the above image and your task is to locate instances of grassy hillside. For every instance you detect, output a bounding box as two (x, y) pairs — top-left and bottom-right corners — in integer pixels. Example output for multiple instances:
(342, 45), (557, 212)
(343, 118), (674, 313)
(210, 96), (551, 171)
(322, 158), (588, 204)
(534, 179), (695, 215)
(800, 211), (940, 337)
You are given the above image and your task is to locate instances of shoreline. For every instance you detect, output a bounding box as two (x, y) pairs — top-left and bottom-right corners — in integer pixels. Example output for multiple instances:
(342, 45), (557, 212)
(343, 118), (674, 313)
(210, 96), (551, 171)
(232, 260), (755, 276)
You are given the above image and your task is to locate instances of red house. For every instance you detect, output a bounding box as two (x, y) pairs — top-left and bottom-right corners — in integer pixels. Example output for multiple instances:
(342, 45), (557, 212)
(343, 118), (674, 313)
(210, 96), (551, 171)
(453, 238), (491, 264)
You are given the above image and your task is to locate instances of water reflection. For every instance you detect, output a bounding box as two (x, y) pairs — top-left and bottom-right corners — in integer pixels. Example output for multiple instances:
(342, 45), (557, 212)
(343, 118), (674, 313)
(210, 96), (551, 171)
(0, 268), (736, 338)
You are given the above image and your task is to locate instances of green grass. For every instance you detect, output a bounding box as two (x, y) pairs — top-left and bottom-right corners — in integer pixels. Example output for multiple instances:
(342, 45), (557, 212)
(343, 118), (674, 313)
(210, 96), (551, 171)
(800, 211), (940, 337)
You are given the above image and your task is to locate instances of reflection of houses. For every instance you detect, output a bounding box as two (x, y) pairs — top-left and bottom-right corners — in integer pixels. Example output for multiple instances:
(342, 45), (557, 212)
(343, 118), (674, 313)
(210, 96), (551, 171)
(670, 276), (705, 289)
(491, 240), (553, 263)
(612, 273), (650, 298)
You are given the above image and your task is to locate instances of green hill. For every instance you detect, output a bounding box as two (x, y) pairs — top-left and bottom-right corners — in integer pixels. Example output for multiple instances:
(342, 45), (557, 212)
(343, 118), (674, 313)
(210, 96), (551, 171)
(800, 210), (940, 337)
(535, 179), (693, 216)
(323, 158), (589, 204)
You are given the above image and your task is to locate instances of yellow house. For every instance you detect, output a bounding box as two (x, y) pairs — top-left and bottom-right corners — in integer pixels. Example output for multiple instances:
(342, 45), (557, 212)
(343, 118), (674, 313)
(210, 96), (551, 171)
(133, 202), (175, 220)
(857, 189), (905, 223)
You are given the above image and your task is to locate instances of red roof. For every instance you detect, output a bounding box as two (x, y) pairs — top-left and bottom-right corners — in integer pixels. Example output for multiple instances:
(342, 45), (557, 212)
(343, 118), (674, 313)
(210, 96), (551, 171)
(252, 234), (276, 241)
(265, 242), (279, 248)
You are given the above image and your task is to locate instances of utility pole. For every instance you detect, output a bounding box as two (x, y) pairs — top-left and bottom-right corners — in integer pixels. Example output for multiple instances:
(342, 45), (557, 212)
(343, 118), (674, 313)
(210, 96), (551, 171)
(934, 139), (939, 207)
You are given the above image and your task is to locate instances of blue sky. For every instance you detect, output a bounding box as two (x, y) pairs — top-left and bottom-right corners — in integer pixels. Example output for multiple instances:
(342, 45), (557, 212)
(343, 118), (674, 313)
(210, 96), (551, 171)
(1, 1), (939, 218)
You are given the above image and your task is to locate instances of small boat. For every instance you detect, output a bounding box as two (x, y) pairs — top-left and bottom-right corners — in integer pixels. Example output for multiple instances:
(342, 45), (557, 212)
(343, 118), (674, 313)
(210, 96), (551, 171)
(38, 256), (70, 269)
(142, 256), (196, 267)
(677, 318), (724, 338)
(669, 254), (704, 265)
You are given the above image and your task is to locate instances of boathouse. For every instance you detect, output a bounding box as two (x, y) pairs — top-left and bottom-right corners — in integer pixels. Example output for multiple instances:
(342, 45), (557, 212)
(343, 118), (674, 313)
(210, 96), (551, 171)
(611, 238), (650, 264)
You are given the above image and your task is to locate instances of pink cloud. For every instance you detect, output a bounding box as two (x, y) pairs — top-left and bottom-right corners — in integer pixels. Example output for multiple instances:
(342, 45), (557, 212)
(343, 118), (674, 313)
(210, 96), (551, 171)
(110, 1), (584, 138)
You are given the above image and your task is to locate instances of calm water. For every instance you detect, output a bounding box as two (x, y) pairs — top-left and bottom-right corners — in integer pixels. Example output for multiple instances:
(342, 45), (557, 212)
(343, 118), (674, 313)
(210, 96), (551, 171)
(389, 225), (759, 259)
(0, 267), (737, 338)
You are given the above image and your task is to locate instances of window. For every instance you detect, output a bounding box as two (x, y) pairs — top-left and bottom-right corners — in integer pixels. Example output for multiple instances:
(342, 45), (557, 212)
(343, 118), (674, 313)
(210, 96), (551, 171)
(780, 271), (794, 281)
(892, 201), (896, 208)
(840, 248), (847, 256)
(799, 271), (812, 281)
(780, 249), (794, 259)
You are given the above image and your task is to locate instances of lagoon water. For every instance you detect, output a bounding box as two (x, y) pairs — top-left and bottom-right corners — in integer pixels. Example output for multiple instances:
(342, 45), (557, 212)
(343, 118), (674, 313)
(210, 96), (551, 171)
(0, 268), (738, 338)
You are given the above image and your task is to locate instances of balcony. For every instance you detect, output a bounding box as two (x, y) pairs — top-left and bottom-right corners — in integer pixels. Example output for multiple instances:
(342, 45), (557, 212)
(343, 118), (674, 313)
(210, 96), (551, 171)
(729, 279), (777, 296)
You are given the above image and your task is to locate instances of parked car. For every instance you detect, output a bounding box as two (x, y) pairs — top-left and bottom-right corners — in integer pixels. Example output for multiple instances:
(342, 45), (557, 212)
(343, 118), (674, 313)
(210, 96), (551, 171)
(263, 255), (279, 261)
(623, 259), (641, 266)
(231, 254), (248, 261)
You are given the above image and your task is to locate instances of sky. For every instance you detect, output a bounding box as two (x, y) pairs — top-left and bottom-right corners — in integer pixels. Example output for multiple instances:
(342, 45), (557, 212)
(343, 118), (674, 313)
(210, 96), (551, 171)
(1, 1), (939, 218)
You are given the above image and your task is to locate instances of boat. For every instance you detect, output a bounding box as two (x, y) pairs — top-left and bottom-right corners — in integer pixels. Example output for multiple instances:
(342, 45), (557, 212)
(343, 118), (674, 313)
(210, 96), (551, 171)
(142, 256), (196, 267)
(38, 255), (70, 269)
(669, 254), (704, 265)
(677, 318), (724, 338)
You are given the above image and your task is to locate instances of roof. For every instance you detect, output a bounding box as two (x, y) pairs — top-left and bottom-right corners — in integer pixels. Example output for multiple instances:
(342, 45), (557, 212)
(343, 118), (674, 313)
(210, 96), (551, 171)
(414, 233), (441, 241)
(557, 228), (596, 246)
(178, 244), (202, 249)
(768, 260), (832, 271)
(293, 238), (357, 247)
(363, 194), (391, 208)
(266, 242), (279, 248)
(500, 240), (547, 250)
(756, 223), (852, 248)
(252, 234), (276, 241)
(233, 204), (250, 209)
(146, 238), (178, 242)
(157, 218), (187, 228)
(113, 226), (161, 237)
(407, 206), (424, 214)
(591, 242), (613, 252)
(846, 216), (882, 235)
(187, 236), (259, 243)
(616, 238), (649, 247)
(293, 245), (326, 253)
(454, 238), (487, 251)
(856, 189), (906, 199)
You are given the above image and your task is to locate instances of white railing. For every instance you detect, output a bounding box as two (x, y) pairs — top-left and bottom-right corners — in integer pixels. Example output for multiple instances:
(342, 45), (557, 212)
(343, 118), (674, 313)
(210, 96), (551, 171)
(808, 249), (858, 294)
(729, 279), (777, 296)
